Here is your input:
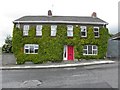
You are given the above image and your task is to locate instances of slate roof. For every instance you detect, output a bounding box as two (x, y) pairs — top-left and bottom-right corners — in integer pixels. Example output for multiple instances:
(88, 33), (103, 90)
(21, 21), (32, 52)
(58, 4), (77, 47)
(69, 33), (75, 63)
(13, 16), (108, 25)
(111, 32), (120, 40)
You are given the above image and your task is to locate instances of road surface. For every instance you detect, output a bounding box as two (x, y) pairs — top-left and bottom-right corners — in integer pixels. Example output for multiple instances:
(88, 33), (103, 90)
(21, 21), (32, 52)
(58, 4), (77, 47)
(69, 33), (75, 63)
(2, 63), (118, 88)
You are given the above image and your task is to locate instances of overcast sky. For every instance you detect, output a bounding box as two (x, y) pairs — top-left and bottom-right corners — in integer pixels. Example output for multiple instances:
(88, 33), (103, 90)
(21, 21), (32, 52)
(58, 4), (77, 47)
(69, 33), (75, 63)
(0, 0), (119, 47)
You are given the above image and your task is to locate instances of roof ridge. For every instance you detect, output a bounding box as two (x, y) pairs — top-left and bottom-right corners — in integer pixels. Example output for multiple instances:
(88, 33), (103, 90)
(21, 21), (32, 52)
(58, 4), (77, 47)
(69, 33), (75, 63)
(20, 15), (94, 17)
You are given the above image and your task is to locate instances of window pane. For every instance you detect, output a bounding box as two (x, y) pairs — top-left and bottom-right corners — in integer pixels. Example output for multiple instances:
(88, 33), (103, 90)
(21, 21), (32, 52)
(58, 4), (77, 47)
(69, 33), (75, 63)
(30, 48), (34, 53)
(64, 48), (66, 58)
(67, 30), (73, 37)
(24, 25), (29, 31)
(93, 45), (97, 49)
(23, 31), (28, 36)
(81, 28), (86, 32)
(94, 28), (99, 31)
(16, 24), (20, 28)
(84, 45), (87, 49)
(35, 49), (38, 53)
(94, 32), (99, 37)
(83, 50), (87, 54)
(25, 45), (29, 48)
(51, 30), (56, 36)
(25, 49), (29, 53)
(36, 25), (42, 31)
(67, 25), (73, 30)
(30, 46), (34, 53)
(81, 32), (86, 37)
(35, 45), (39, 48)
(81, 26), (86, 30)
(36, 31), (42, 36)
(51, 25), (57, 30)
(88, 45), (92, 54)
(93, 50), (97, 54)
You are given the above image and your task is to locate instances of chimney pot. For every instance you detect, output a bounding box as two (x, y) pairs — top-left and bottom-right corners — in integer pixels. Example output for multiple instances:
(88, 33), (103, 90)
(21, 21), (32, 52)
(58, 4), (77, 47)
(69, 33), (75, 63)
(91, 12), (97, 18)
(48, 10), (52, 16)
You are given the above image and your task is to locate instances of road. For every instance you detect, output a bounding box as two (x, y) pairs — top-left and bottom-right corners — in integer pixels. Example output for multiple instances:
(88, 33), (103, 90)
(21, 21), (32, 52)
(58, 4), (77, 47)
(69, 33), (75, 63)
(2, 63), (118, 88)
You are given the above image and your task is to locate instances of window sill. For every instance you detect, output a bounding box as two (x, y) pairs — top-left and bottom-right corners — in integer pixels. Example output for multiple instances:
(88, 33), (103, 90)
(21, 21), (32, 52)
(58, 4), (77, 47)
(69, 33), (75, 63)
(95, 36), (100, 38)
(81, 36), (87, 38)
(67, 37), (73, 38)
(36, 35), (42, 37)
(23, 35), (29, 36)
(83, 54), (97, 56)
(51, 36), (56, 37)
(24, 53), (38, 54)
(67, 36), (73, 37)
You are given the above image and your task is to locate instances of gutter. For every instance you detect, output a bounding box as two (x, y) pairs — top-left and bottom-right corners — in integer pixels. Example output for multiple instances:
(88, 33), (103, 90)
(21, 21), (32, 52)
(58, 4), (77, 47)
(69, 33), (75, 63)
(13, 21), (108, 25)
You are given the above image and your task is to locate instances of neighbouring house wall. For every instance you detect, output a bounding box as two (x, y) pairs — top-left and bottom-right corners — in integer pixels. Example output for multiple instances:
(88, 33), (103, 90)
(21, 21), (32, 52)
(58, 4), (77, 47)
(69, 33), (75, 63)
(107, 39), (120, 59)
(12, 24), (109, 64)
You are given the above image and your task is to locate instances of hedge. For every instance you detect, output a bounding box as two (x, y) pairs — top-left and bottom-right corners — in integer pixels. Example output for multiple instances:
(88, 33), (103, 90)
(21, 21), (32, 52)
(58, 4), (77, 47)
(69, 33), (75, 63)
(12, 24), (109, 64)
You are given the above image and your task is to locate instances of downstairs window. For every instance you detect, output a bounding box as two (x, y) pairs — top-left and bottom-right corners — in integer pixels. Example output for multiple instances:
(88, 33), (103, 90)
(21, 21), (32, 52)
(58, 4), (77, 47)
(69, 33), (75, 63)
(83, 45), (98, 55)
(24, 44), (39, 54)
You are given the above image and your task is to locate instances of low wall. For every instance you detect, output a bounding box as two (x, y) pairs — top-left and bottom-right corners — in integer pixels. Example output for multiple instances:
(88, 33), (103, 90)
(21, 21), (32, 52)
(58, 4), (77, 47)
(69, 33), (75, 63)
(2, 53), (16, 65)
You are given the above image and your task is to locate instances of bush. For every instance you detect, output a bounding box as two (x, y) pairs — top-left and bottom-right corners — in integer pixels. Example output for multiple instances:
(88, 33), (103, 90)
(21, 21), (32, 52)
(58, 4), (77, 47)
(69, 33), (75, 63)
(2, 35), (13, 53)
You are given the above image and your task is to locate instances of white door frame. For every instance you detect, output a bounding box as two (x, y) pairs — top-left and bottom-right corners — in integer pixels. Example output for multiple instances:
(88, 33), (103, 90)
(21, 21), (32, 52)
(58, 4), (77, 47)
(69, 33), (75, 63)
(63, 45), (68, 60)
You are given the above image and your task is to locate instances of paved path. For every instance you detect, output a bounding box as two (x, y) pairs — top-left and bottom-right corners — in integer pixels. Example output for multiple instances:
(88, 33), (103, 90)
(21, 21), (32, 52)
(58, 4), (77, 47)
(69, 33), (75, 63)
(1, 60), (115, 70)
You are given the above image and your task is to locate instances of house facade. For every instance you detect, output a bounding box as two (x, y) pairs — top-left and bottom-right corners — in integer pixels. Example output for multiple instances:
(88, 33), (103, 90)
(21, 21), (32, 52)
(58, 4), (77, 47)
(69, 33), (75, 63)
(13, 10), (109, 64)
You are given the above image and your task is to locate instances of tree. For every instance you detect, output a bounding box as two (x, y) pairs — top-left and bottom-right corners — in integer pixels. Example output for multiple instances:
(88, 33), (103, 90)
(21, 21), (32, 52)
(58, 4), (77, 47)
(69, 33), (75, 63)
(2, 35), (12, 53)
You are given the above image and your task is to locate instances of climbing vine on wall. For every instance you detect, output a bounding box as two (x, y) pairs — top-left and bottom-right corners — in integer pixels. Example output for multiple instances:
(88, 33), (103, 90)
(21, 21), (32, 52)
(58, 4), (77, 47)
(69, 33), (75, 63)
(12, 24), (109, 64)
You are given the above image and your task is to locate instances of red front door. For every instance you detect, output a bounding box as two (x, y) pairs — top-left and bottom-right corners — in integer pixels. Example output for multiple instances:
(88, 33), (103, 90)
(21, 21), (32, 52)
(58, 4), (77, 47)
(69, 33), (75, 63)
(67, 46), (74, 60)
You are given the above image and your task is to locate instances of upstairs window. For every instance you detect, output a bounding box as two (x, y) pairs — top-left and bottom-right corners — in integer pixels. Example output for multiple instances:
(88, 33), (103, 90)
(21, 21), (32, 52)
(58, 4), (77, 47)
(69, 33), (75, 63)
(83, 45), (98, 55)
(51, 25), (57, 36)
(67, 25), (73, 37)
(36, 25), (42, 36)
(94, 27), (99, 38)
(24, 44), (39, 54)
(16, 24), (20, 28)
(80, 26), (87, 37)
(23, 25), (29, 36)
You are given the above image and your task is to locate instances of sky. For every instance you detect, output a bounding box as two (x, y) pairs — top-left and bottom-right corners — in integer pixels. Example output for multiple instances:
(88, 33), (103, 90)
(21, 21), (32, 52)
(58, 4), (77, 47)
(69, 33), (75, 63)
(0, 0), (119, 47)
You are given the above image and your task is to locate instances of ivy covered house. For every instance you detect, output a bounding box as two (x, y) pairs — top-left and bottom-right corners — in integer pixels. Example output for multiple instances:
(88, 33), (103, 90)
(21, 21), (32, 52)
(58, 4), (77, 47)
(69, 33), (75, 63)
(12, 10), (109, 64)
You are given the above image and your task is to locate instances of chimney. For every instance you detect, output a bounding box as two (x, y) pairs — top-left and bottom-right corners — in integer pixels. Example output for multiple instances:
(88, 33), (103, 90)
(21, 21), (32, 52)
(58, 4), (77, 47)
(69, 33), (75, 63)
(48, 10), (52, 16)
(91, 12), (97, 18)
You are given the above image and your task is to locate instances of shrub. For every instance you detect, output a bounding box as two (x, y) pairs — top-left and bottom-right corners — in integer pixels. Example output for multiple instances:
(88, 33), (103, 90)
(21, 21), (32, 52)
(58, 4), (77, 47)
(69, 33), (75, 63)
(2, 35), (13, 53)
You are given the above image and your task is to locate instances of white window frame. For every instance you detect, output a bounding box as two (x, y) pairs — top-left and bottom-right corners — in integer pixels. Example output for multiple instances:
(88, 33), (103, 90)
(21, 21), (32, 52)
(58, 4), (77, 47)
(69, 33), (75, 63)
(80, 26), (87, 37)
(51, 25), (57, 36)
(36, 25), (42, 36)
(16, 24), (20, 28)
(83, 45), (98, 55)
(24, 44), (39, 54)
(94, 27), (99, 38)
(23, 25), (29, 36)
(67, 25), (73, 37)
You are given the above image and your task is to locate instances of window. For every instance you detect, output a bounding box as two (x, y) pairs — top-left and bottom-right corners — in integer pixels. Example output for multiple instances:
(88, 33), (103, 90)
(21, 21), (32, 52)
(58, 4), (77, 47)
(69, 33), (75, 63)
(67, 25), (73, 37)
(83, 45), (98, 55)
(94, 27), (99, 38)
(16, 24), (20, 28)
(36, 25), (42, 36)
(80, 26), (87, 37)
(51, 25), (57, 36)
(23, 25), (29, 36)
(24, 44), (39, 54)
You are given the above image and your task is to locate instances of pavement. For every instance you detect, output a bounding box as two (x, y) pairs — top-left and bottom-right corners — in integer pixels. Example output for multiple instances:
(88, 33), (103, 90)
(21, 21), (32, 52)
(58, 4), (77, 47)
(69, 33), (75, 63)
(0, 59), (116, 70)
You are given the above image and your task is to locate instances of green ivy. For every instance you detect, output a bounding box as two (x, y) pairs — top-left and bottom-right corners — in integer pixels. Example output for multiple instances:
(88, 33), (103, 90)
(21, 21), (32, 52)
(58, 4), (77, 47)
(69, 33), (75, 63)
(12, 25), (109, 64)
